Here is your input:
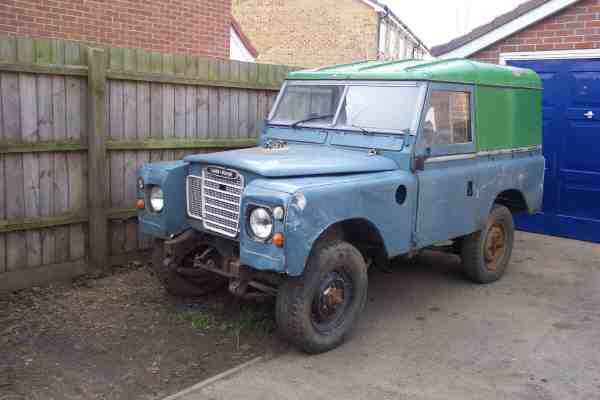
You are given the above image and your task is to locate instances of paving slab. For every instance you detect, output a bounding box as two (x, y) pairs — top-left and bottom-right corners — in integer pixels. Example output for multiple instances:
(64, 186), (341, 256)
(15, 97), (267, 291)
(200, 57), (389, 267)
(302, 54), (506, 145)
(174, 232), (600, 400)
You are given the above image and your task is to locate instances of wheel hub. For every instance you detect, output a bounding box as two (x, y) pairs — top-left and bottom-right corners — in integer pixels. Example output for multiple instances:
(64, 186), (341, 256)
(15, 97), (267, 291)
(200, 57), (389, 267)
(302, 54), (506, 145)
(323, 286), (344, 309)
(312, 271), (351, 328)
(484, 224), (506, 271)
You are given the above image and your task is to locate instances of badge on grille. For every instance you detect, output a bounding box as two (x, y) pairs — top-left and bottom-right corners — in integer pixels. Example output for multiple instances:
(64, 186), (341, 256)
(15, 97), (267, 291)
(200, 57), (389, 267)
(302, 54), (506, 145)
(206, 166), (239, 180)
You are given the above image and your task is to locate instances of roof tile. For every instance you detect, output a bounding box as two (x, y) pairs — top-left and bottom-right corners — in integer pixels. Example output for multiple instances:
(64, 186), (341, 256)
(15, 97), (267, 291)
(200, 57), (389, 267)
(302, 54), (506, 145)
(431, 0), (553, 56)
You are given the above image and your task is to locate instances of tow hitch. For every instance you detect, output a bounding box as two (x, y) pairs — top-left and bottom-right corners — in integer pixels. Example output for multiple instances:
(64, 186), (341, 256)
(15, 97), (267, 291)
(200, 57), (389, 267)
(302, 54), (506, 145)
(190, 246), (278, 300)
(161, 230), (279, 300)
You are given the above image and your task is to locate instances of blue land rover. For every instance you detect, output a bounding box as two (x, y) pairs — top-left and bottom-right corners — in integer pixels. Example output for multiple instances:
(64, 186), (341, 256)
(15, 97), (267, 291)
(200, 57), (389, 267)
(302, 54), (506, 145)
(137, 59), (544, 353)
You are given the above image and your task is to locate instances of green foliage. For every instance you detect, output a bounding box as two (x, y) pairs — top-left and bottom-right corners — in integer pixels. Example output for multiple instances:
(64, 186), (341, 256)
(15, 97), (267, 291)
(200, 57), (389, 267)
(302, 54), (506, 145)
(178, 311), (211, 330)
(237, 304), (275, 335)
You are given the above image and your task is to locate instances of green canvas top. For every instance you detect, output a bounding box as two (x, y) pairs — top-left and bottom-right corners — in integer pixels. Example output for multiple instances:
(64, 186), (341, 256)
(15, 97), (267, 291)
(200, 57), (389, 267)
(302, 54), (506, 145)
(287, 59), (542, 90)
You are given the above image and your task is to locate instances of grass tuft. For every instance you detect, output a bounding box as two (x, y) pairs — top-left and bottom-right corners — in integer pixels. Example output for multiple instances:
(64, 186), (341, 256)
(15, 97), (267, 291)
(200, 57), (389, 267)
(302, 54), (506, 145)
(178, 311), (211, 330)
(237, 304), (274, 335)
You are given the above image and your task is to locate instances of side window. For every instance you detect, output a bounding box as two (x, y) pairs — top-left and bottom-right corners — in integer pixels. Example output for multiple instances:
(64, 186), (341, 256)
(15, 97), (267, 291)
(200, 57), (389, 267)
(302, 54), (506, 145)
(420, 91), (472, 149)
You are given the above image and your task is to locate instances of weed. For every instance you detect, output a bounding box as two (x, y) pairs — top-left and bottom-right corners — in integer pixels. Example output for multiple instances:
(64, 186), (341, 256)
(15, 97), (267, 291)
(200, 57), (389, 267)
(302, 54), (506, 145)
(178, 311), (211, 330)
(237, 304), (274, 335)
(227, 303), (275, 350)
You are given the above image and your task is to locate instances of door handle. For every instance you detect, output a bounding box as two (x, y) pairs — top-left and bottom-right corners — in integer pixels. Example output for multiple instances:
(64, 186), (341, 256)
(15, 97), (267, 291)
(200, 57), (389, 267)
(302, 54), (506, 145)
(467, 181), (473, 197)
(584, 111), (594, 119)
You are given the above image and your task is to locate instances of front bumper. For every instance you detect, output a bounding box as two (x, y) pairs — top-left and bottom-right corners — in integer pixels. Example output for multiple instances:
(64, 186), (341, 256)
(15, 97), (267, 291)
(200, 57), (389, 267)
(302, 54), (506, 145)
(139, 161), (292, 274)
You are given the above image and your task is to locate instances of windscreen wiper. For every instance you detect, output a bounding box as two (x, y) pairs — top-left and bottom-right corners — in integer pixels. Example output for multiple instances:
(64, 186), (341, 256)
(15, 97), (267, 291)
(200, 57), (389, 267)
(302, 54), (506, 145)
(291, 114), (334, 129)
(352, 125), (375, 136)
(353, 126), (411, 136)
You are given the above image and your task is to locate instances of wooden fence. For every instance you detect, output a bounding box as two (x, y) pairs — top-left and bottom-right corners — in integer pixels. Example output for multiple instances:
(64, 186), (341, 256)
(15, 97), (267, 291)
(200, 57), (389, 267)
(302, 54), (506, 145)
(0, 35), (294, 292)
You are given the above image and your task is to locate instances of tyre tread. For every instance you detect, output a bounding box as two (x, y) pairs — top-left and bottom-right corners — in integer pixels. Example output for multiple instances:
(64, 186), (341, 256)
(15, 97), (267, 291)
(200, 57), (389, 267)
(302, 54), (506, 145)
(276, 240), (367, 353)
(461, 204), (514, 284)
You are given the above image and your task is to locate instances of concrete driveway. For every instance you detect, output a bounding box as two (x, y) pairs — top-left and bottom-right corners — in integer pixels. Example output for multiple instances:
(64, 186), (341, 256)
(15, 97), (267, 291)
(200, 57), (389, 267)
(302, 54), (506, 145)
(176, 232), (600, 400)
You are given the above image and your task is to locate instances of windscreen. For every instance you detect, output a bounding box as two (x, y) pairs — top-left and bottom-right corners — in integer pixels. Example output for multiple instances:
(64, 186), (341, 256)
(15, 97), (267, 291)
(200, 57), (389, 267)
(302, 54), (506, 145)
(270, 82), (424, 134)
(337, 85), (423, 134)
(270, 84), (345, 125)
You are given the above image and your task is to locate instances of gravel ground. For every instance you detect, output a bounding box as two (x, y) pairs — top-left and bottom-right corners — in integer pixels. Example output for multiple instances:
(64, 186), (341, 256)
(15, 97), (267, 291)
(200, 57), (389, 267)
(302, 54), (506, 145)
(0, 263), (283, 400)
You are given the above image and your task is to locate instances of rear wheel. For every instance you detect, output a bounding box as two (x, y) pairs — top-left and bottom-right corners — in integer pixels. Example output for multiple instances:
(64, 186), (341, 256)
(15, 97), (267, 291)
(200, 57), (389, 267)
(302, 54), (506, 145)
(152, 239), (225, 297)
(461, 205), (514, 283)
(275, 240), (368, 353)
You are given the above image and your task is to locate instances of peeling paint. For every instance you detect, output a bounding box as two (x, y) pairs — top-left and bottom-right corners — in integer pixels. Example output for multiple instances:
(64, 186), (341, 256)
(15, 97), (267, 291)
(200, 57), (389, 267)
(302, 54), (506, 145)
(293, 193), (307, 211)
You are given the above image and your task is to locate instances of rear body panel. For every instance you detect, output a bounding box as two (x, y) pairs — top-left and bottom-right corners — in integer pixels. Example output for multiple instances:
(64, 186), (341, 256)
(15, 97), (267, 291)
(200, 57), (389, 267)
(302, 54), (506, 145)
(416, 150), (544, 247)
(475, 86), (542, 151)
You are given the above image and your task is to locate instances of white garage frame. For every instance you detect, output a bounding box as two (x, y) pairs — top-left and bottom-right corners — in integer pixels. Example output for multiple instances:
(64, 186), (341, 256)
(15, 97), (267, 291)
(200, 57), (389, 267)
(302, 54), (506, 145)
(499, 49), (600, 64)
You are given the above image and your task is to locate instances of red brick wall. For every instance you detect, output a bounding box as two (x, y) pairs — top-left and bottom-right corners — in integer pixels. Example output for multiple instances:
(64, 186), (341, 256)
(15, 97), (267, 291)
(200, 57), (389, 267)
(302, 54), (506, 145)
(471, 0), (600, 64)
(0, 0), (230, 58)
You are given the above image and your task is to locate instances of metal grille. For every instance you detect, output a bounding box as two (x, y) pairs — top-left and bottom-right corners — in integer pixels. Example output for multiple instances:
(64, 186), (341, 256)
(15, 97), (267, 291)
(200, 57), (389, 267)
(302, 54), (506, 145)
(186, 167), (244, 238)
(187, 175), (203, 218)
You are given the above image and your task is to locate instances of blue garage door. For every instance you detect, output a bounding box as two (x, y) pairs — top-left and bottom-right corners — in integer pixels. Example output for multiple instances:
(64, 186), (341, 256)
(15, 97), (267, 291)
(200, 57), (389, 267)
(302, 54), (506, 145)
(508, 58), (600, 242)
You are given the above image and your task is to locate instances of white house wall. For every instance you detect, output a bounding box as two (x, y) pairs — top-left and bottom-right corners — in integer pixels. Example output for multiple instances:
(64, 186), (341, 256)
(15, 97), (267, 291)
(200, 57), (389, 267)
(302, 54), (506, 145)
(379, 19), (425, 60)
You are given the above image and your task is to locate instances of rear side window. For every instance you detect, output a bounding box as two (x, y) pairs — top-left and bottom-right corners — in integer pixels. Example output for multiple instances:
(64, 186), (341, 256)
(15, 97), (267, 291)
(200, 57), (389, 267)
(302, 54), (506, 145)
(420, 91), (472, 148)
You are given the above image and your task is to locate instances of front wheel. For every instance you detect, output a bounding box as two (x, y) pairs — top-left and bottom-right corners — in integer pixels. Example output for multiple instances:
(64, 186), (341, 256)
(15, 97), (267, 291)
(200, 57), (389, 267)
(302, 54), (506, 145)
(275, 240), (368, 353)
(461, 204), (515, 283)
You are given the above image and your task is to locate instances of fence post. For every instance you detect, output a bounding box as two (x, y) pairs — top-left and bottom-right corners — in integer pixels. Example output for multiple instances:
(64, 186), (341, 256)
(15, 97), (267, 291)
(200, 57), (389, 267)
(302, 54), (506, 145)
(87, 47), (108, 269)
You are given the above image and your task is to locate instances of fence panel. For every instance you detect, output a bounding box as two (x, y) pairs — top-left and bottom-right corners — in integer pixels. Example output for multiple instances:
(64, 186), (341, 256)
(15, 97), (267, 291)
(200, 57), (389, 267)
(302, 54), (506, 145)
(0, 34), (296, 291)
(0, 69), (88, 271)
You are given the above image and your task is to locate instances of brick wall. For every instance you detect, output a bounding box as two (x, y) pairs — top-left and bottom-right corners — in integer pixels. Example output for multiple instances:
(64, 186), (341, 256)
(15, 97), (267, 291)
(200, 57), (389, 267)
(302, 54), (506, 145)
(471, 0), (600, 64)
(232, 0), (379, 67)
(0, 0), (231, 58)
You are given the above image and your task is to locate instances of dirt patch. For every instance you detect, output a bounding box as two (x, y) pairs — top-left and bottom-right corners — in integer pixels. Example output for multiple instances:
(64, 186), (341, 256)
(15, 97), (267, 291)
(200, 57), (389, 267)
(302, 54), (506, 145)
(0, 264), (284, 400)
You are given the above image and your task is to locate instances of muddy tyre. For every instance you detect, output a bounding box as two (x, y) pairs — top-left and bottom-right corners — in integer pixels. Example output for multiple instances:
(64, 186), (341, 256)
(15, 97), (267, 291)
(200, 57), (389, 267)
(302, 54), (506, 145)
(275, 240), (368, 354)
(461, 205), (514, 283)
(152, 239), (224, 297)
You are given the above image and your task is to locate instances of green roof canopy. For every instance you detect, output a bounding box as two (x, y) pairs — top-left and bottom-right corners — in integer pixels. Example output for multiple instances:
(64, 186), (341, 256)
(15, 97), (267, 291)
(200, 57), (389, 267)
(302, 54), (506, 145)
(287, 59), (541, 90)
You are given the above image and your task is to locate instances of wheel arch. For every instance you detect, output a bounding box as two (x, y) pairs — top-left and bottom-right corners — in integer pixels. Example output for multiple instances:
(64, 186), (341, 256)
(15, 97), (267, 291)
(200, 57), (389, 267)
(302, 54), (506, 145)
(493, 189), (529, 213)
(310, 217), (388, 267)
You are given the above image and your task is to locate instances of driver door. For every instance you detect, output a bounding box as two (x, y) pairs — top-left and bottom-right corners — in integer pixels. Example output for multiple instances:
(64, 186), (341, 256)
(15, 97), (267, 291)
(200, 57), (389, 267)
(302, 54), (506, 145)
(414, 83), (479, 247)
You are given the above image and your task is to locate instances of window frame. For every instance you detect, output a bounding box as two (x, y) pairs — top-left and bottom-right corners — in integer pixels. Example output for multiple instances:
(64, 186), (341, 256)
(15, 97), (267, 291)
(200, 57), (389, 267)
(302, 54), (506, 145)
(416, 83), (476, 157)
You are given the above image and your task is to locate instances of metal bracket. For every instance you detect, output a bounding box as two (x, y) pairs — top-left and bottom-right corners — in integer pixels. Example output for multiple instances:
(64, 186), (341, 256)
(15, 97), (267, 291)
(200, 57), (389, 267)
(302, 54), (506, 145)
(408, 232), (420, 257)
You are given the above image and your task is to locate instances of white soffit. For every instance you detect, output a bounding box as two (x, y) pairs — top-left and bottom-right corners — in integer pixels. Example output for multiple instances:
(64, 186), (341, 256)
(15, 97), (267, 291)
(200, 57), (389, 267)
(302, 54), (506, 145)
(500, 48), (600, 64)
(230, 27), (255, 63)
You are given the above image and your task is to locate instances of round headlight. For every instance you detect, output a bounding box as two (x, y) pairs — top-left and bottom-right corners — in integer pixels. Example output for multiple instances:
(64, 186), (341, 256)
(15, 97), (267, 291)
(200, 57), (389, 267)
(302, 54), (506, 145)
(149, 186), (164, 212)
(249, 208), (273, 240)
